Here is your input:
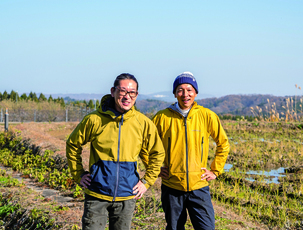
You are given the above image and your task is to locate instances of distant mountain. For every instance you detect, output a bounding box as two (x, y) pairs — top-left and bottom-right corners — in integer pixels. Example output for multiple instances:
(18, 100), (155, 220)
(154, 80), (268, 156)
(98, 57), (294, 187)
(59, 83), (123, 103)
(137, 94), (302, 116)
(142, 91), (215, 102)
(45, 91), (215, 102)
(196, 94), (278, 115)
(45, 93), (105, 101)
(45, 93), (302, 117)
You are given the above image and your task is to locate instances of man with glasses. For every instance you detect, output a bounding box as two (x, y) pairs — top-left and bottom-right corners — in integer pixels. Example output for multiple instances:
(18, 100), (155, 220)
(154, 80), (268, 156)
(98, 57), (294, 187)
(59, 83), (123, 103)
(152, 72), (230, 230)
(66, 73), (165, 230)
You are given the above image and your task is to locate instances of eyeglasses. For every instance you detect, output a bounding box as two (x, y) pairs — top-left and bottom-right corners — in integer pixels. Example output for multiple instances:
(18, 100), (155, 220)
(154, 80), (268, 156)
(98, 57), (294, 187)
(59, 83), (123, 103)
(115, 87), (138, 98)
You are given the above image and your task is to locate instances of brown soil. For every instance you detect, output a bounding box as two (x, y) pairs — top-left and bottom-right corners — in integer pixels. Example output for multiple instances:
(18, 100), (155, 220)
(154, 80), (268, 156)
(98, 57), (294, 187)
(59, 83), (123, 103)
(2, 122), (268, 229)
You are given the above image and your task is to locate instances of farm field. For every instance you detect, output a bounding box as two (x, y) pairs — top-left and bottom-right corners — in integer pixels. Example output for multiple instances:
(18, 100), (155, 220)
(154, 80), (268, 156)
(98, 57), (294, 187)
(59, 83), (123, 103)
(211, 121), (303, 229)
(0, 121), (302, 229)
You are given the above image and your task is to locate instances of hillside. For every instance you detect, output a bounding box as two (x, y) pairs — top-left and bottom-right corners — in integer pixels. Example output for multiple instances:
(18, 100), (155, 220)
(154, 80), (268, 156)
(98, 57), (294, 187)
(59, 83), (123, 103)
(136, 94), (303, 117)
(1, 93), (301, 122)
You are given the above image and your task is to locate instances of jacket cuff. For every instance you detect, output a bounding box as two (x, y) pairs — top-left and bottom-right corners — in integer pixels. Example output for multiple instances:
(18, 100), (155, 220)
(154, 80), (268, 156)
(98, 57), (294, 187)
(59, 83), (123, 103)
(140, 178), (151, 189)
(144, 183), (151, 190)
(211, 171), (220, 177)
(80, 171), (90, 178)
(75, 171), (89, 184)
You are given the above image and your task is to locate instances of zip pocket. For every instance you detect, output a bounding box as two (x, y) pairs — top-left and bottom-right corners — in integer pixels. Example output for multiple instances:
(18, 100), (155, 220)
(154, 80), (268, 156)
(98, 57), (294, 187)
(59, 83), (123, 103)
(201, 137), (204, 163)
(167, 137), (171, 167)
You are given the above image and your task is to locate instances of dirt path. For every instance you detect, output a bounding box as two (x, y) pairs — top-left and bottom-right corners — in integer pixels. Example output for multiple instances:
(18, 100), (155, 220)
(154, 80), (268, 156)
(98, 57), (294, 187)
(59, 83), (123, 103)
(2, 122), (268, 229)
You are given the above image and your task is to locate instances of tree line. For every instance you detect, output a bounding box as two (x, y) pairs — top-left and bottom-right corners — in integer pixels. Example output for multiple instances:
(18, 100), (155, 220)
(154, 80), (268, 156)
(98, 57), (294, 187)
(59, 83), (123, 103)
(1, 90), (302, 121)
(0, 90), (100, 109)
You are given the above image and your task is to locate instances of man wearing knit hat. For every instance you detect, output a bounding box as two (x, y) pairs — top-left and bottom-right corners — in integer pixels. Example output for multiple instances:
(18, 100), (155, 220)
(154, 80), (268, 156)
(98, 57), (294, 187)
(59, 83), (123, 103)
(152, 72), (230, 230)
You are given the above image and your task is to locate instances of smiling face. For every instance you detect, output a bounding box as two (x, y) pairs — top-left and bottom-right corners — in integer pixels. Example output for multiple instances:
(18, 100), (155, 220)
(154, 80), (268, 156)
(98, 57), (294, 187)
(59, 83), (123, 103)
(174, 84), (197, 110)
(111, 79), (138, 113)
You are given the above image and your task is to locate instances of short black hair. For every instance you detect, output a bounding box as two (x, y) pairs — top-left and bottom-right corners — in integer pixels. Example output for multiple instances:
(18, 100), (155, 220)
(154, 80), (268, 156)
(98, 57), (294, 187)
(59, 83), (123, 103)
(113, 73), (139, 90)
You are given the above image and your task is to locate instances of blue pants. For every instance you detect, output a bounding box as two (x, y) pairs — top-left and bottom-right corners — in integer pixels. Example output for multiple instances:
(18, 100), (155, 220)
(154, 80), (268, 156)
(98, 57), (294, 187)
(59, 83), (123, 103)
(161, 184), (215, 230)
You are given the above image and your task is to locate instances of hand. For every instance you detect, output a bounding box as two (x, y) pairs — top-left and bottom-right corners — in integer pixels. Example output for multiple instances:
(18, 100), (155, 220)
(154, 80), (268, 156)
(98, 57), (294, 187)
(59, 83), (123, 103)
(80, 174), (91, 188)
(133, 180), (147, 199)
(158, 166), (169, 179)
(201, 168), (216, 182)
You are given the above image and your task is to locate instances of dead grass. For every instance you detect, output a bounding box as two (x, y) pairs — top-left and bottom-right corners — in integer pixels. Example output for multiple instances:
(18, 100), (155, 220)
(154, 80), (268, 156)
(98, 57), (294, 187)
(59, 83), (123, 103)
(0, 122), (268, 229)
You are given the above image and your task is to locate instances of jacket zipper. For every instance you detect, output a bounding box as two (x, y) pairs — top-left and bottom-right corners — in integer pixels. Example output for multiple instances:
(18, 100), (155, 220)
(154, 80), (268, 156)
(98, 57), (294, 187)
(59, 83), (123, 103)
(201, 137), (204, 163)
(167, 137), (171, 169)
(113, 114), (123, 201)
(184, 117), (189, 191)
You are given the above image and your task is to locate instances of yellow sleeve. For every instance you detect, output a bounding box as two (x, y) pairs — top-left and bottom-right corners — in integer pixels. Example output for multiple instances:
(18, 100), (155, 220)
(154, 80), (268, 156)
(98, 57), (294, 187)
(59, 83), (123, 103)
(208, 111), (230, 176)
(139, 119), (165, 189)
(66, 116), (93, 183)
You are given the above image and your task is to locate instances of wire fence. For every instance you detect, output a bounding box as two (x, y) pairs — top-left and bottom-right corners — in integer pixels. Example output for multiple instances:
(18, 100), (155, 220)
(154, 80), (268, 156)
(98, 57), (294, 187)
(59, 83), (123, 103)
(0, 107), (94, 123)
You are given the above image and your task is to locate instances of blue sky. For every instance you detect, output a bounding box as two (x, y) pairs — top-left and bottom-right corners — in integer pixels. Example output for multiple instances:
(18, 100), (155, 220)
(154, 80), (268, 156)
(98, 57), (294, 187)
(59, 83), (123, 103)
(1, 1), (302, 98)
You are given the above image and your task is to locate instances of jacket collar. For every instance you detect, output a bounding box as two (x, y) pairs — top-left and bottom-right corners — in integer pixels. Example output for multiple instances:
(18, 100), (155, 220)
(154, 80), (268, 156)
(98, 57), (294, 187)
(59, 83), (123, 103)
(169, 101), (199, 117)
(99, 94), (136, 121)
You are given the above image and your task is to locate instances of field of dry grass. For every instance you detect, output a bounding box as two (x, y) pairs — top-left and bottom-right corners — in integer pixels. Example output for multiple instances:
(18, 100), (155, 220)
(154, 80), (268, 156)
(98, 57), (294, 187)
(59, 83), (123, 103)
(0, 122), (269, 229)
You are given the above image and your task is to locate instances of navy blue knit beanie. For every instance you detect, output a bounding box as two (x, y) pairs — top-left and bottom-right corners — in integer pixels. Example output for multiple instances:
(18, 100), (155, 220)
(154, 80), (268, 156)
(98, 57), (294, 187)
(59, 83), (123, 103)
(173, 72), (199, 94)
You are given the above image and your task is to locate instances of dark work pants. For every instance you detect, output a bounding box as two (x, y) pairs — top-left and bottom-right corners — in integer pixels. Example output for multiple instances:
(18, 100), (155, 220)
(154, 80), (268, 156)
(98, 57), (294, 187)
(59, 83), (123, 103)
(82, 194), (136, 230)
(161, 184), (215, 230)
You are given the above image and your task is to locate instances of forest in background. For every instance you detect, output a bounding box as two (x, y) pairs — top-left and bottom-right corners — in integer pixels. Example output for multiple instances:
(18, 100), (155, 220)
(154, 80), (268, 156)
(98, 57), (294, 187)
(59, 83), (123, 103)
(1, 90), (303, 121)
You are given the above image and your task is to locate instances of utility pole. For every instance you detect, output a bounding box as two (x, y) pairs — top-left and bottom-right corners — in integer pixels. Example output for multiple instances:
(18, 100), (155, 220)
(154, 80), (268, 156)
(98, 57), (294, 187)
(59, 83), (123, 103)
(4, 108), (9, 132)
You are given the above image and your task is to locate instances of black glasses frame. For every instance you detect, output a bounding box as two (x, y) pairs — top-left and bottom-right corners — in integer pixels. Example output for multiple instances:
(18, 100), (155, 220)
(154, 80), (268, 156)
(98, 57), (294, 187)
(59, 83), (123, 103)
(115, 87), (138, 98)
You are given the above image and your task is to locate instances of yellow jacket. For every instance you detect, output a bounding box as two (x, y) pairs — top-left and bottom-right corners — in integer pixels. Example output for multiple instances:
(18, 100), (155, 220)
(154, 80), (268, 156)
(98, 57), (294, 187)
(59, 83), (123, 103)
(66, 95), (165, 201)
(152, 102), (229, 191)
